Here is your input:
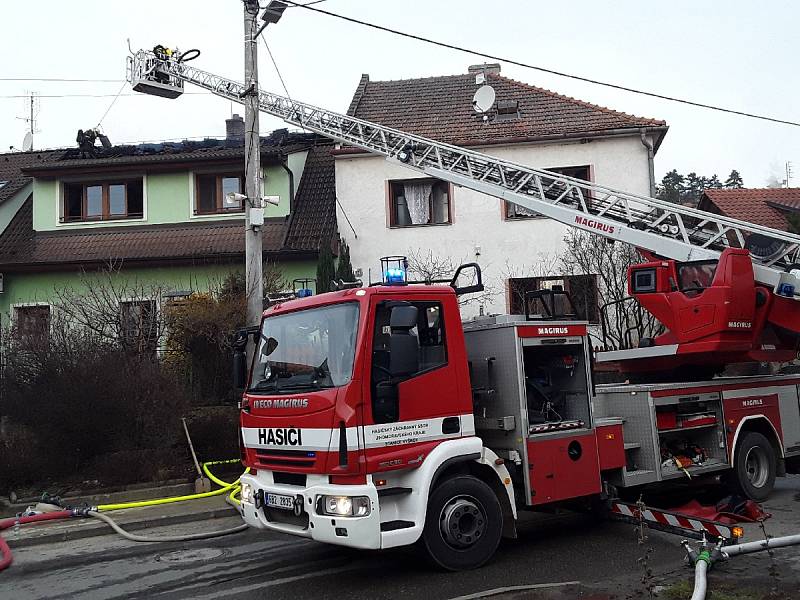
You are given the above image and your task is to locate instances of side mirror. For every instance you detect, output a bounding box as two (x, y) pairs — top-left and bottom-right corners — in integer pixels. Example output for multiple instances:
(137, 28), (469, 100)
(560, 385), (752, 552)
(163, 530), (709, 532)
(233, 350), (247, 390)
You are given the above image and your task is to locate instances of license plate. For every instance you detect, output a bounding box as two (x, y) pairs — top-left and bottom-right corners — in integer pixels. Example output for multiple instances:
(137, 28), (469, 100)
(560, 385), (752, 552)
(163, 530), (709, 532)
(266, 492), (294, 511)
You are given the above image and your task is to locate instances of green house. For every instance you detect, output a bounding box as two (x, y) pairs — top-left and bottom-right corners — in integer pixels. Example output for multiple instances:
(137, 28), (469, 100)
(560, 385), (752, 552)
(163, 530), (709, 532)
(0, 120), (337, 331)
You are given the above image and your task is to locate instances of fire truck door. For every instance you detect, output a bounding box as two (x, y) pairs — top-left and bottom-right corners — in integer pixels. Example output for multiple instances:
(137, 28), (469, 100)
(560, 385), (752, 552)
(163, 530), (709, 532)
(527, 433), (601, 505)
(366, 299), (465, 469)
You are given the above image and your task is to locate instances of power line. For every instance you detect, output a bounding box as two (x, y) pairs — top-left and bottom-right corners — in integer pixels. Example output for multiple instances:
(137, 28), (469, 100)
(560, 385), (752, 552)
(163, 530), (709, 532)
(283, 0), (800, 128)
(260, 34), (292, 100)
(0, 77), (125, 82)
(0, 92), (213, 99)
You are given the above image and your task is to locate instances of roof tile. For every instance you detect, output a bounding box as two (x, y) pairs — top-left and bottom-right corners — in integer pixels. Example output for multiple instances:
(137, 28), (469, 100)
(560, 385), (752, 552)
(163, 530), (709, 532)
(347, 71), (667, 148)
(700, 188), (800, 231)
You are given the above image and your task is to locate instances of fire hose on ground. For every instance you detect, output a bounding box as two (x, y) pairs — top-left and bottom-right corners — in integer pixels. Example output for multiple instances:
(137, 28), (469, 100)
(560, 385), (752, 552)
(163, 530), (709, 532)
(0, 459), (247, 572)
(683, 532), (800, 600)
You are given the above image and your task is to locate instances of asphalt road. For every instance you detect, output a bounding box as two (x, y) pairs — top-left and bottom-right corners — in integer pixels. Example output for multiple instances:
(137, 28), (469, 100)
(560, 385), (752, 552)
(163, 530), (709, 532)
(4, 477), (800, 600)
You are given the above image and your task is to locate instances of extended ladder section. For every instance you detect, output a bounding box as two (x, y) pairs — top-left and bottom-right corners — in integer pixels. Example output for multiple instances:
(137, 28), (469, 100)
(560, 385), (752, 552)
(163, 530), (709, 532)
(128, 50), (800, 294)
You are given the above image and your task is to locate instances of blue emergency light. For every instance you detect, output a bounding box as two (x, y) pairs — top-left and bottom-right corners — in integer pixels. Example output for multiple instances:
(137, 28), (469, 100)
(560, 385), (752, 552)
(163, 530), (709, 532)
(292, 278), (316, 297)
(380, 255), (409, 286)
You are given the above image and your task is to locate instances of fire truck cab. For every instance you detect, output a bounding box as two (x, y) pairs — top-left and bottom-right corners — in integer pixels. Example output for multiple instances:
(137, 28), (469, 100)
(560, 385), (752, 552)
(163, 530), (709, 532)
(235, 268), (611, 570)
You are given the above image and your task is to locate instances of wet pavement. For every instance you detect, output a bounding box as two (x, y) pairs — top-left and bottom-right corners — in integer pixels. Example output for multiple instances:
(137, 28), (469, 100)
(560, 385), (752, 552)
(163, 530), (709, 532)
(2, 476), (799, 599)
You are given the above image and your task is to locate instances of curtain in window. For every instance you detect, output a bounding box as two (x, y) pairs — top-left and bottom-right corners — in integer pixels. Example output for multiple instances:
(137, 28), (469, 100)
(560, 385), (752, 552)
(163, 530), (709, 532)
(404, 182), (432, 225)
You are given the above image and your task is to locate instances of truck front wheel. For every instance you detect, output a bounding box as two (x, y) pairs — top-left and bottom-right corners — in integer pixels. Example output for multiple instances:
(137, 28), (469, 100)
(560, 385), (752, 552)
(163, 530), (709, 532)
(422, 475), (503, 571)
(728, 431), (776, 501)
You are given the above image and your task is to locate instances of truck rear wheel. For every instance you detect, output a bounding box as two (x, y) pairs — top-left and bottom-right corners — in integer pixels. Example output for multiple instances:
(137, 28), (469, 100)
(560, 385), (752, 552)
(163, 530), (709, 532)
(728, 431), (776, 501)
(422, 475), (503, 571)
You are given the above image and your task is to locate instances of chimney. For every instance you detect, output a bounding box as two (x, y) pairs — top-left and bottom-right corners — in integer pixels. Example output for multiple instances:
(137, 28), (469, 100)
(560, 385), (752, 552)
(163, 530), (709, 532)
(468, 63), (501, 75)
(226, 114), (245, 141)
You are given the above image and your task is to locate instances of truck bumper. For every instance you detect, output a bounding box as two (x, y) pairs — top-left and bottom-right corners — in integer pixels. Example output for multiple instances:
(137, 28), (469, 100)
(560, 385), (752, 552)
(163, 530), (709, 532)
(238, 472), (382, 550)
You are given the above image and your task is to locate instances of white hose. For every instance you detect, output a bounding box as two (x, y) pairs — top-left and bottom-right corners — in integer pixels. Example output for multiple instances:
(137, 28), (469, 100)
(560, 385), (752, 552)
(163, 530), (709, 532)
(88, 510), (248, 542)
(689, 559), (707, 600)
(723, 533), (800, 558)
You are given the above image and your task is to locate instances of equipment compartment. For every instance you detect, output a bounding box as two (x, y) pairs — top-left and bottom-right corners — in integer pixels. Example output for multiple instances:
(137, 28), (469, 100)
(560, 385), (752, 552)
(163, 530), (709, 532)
(657, 397), (727, 479)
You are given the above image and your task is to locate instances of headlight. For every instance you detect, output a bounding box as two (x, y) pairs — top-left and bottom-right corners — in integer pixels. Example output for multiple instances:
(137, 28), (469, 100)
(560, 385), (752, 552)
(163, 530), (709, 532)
(318, 495), (371, 517)
(241, 482), (254, 504)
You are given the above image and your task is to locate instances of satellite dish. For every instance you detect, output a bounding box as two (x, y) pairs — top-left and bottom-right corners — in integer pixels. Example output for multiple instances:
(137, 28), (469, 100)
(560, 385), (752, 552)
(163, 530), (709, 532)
(22, 132), (33, 152)
(472, 85), (496, 114)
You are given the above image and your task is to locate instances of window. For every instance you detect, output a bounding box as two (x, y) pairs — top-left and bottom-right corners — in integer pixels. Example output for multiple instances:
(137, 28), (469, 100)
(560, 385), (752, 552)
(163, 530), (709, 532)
(251, 303), (360, 391)
(63, 179), (144, 222)
(508, 275), (599, 323)
(119, 300), (157, 353)
(195, 173), (245, 214)
(389, 179), (450, 227)
(14, 305), (50, 340)
(372, 301), (447, 375)
(505, 165), (591, 219)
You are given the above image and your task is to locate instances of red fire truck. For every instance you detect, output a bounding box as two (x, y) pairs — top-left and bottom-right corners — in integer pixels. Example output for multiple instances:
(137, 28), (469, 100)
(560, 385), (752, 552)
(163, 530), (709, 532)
(229, 263), (800, 570)
(128, 48), (800, 570)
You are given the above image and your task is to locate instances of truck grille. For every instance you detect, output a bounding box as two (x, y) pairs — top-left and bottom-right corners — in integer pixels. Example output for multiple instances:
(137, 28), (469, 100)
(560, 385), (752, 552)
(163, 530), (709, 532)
(254, 449), (316, 469)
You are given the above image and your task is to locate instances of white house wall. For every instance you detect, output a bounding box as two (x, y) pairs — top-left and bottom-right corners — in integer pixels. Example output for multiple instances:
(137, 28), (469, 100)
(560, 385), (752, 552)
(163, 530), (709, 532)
(335, 134), (654, 317)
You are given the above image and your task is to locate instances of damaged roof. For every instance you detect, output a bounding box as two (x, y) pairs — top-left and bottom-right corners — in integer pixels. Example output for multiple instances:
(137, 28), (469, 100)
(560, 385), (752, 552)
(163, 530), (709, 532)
(22, 130), (323, 176)
(346, 67), (668, 150)
(0, 144), (337, 271)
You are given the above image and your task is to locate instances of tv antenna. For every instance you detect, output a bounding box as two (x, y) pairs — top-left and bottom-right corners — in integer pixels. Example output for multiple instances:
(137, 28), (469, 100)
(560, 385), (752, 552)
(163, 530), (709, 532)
(16, 92), (39, 151)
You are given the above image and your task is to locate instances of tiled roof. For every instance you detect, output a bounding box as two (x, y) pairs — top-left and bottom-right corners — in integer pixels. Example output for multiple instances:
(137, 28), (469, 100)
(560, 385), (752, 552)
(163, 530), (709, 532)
(0, 150), (64, 205)
(346, 70), (667, 149)
(0, 198), (292, 268)
(283, 146), (337, 251)
(0, 143), (337, 270)
(699, 188), (800, 231)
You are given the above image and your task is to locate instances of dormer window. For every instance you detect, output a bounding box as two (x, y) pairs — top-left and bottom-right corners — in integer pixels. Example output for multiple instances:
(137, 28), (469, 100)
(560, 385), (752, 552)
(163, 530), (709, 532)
(62, 179), (144, 222)
(195, 173), (245, 215)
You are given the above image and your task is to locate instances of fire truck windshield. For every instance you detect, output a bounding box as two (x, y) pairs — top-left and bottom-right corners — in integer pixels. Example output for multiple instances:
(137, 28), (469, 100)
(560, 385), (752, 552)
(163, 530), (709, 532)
(249, 303), (359, 393)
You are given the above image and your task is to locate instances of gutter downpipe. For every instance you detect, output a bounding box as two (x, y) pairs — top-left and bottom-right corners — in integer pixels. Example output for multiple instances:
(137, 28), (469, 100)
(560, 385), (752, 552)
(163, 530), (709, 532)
(279, 151), (294, 212)
(640, 129), (656, 197)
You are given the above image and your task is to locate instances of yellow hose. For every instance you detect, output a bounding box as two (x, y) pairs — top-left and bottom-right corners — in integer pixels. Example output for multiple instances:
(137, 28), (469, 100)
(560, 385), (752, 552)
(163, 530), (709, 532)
(202, 461), (249, 488)
(97, 460), (248, 512)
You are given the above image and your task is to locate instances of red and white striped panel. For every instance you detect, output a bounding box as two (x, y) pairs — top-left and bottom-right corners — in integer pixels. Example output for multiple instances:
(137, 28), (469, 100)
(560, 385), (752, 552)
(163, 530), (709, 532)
(611, 502), (733, 539)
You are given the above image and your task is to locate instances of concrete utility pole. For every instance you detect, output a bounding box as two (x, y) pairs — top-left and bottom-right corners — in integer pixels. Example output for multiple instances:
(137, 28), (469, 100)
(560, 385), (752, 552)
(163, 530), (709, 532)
(243, 0), (263, 336)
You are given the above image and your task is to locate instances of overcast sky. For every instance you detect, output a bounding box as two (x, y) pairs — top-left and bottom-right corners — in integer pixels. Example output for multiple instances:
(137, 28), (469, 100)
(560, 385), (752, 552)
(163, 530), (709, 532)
(1, 0), (797, 186)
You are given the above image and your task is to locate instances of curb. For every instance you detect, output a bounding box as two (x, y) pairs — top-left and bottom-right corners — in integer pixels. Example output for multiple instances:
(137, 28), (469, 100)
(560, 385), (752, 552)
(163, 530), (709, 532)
(4, 505), (240, 549)
(1, 482), (199, 517)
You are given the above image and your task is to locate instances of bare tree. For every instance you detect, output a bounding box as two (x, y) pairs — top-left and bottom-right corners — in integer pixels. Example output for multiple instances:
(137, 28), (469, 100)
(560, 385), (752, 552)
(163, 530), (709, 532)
(406, 249), (498, 311)
(501, 253), (561, 315)
(559, 229), (662, 349)
(51, 262), (170, 354)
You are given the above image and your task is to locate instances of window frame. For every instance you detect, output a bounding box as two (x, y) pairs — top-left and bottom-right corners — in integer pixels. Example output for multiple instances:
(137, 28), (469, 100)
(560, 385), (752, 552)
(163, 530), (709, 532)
(61, 179), (145, 223)
(118, 298), (159, 353)
(507, 274), (600, 324)
(387, 178), (452, 228)
(12, 303), (51, 340)
(193, 172), (246, 215)
(504, 165), (592, 220)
